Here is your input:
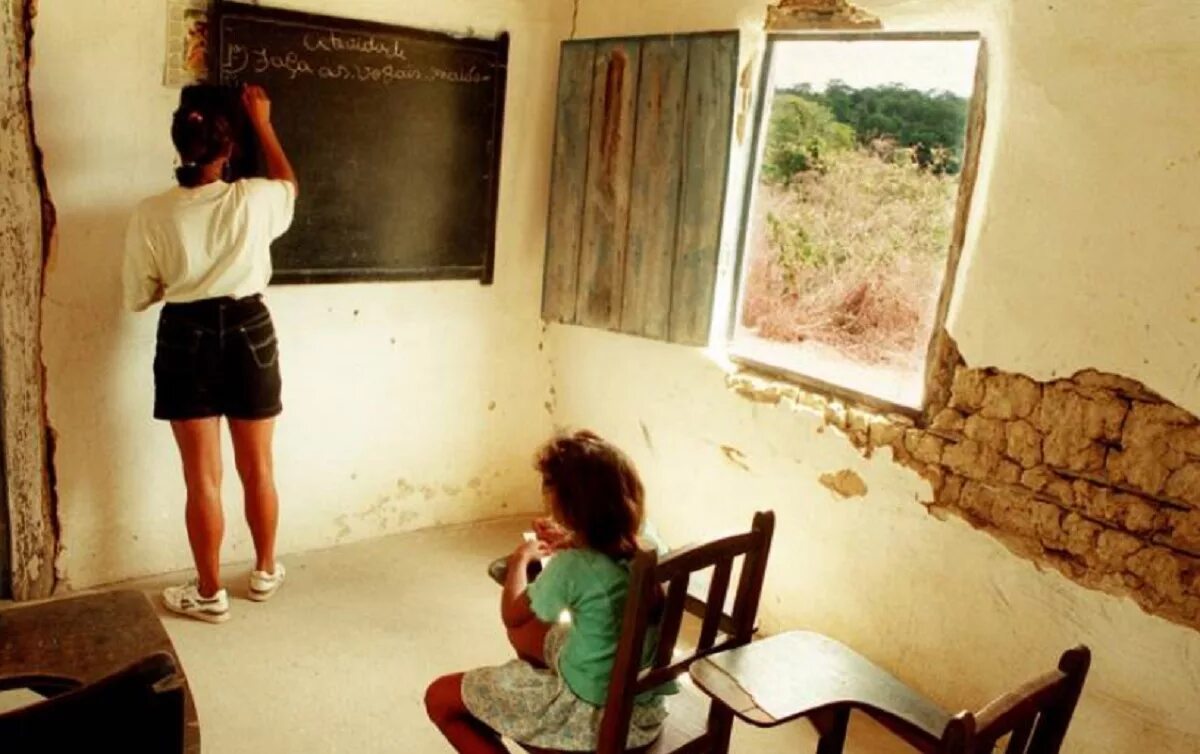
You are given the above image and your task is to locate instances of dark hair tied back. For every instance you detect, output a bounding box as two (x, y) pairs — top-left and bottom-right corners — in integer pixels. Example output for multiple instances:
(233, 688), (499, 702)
(171, 86), (236, 187)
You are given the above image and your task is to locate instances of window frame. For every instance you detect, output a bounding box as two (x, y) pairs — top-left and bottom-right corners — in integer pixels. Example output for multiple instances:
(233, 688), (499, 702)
(724, 30), (988, 419)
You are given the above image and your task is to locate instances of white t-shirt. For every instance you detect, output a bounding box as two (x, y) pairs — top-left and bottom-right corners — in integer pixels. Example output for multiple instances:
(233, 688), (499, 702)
(123, 178), (296, 312)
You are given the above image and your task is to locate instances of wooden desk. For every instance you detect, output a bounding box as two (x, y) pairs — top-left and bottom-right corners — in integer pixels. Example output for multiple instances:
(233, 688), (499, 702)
(0, 589), (200, 753)
(690, 631), (951, 754)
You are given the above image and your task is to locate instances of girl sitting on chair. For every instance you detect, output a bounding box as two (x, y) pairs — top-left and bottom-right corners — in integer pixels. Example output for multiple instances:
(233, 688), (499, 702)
(425, 430), (675, 753)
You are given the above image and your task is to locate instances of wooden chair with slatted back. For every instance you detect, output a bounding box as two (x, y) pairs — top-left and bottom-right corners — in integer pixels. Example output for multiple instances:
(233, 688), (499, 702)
(940, 646), (1090, 754)
(519, 510), (775, 754)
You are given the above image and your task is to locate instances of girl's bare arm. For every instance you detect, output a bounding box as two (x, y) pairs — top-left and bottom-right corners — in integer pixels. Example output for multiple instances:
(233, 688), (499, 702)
(501, 540), (546, 628)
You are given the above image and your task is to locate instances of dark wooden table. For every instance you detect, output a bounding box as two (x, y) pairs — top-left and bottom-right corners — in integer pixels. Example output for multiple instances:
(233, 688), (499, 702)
(0, 589), (200, 753)
(689, 630), (951, 754)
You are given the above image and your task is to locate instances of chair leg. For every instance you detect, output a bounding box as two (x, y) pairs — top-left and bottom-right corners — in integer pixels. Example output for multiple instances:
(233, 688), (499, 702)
(706, 703), (736, 754)
(815, 708), (850, 754)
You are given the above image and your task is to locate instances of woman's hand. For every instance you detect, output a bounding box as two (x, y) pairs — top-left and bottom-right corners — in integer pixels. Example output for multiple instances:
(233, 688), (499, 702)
(241, 84), (271, 127)
(240, 84), (299, 192)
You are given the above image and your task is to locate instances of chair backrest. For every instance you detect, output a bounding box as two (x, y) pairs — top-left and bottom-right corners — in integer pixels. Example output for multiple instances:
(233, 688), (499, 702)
(595, 511), (776, 753)
(0, 651), (186, 753)
(941, 646), (1091, 754)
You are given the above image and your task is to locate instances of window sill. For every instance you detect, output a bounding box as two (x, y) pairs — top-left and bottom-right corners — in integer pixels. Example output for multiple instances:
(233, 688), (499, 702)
(723, 351), (923, 424)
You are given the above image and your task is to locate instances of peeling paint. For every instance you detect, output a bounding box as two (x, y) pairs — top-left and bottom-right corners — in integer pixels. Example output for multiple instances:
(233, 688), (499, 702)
(599, 49), (628, 173)
(819, 469), (868, 499)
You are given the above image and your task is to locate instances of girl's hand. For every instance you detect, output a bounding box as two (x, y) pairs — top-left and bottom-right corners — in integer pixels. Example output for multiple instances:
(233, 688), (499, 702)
(509, 538), (550, 567)
(241, 84), (271, 127)
(532, 517), (574, 551)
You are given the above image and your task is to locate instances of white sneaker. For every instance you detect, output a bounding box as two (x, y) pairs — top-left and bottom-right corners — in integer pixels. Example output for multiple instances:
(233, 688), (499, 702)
(162, 582), (230, 624)
(249, 563), (286, 602)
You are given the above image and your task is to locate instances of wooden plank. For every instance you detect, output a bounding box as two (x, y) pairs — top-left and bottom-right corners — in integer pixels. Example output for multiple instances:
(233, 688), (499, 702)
(653, 574), (691, 669)
(670, 33), (736, 345)
(542, 41), (597, 323)
(620, 37), (688, 339)
(697, 560), (732, 650)
(922, 39), (987, 419)
(576, 40), (641, 330)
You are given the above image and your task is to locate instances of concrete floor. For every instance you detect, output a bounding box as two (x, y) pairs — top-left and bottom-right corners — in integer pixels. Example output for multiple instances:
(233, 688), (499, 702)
(7, 519), (914, 753)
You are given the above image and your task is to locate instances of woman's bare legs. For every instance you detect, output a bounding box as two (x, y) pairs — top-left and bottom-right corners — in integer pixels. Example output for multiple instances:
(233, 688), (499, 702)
(229, 417), (278, 573)
(171, 418), (224, 597)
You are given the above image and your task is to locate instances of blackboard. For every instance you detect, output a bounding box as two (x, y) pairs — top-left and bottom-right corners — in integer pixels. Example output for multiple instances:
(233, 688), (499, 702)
(215, 3), (508, 284)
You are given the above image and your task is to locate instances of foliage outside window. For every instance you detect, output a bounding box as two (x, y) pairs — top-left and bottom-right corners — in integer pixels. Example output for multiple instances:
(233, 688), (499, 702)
(730, 36), (982, 410)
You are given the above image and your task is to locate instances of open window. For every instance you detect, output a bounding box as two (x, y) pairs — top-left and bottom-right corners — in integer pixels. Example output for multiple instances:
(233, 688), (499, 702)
(728, 33), (986, 411)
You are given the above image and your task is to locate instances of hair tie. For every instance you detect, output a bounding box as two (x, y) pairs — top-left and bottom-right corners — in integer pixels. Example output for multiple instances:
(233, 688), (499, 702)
(186, 111), (204, 124)
(181, 160), (199, 168)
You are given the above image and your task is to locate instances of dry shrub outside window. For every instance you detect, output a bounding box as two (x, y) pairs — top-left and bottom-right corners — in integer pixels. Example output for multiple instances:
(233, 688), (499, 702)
(741, 144), (957, 366)
(734, 53), (977, 407)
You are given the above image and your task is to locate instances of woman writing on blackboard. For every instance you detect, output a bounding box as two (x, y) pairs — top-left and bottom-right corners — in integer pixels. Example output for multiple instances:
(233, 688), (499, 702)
(123, 84), (297, 623)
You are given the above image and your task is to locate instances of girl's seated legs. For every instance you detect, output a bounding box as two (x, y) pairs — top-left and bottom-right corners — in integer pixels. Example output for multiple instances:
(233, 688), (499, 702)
(424, 674), (509, 754)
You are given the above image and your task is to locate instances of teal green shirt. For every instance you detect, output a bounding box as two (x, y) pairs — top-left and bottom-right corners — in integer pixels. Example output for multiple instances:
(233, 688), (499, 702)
(527, 547), (678, 706)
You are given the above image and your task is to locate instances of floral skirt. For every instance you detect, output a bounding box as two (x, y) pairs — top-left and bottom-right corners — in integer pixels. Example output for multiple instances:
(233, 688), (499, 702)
(461, 623), (669, 751)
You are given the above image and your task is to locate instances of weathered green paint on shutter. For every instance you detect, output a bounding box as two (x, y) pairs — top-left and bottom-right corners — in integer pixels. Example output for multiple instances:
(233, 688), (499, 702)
(541, 41), (597, 324)
(542, 32), (737, 344)
(669, 34), (737, 346)
(620, 38), (689, 340)
(576, 40), (642, 330)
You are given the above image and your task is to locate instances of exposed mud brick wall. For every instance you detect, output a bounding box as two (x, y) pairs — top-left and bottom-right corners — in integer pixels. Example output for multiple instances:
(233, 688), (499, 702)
(766, 0), (881, 30)
(914, 366), (1200, 629)
(730, 338), (1200, 630)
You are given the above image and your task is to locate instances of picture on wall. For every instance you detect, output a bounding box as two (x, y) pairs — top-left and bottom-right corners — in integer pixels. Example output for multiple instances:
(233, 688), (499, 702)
(163, 0), (212, 86)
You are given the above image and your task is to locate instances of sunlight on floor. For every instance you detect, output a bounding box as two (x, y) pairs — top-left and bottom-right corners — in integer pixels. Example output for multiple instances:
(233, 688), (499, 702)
(96, 519), (914, 753)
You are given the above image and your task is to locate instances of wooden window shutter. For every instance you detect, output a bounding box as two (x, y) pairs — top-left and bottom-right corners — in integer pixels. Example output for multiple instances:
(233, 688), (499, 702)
(542, 32), (738, 346)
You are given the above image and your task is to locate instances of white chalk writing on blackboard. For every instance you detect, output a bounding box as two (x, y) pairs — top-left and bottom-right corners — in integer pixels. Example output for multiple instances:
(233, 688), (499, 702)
(302, 31), (408, 61)
(430, 67), (489, 83)
(223, 43), (492, 85)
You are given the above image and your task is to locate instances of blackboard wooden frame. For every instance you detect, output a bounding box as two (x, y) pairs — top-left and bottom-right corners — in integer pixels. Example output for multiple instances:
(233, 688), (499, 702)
(212, 2), (508, 285)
